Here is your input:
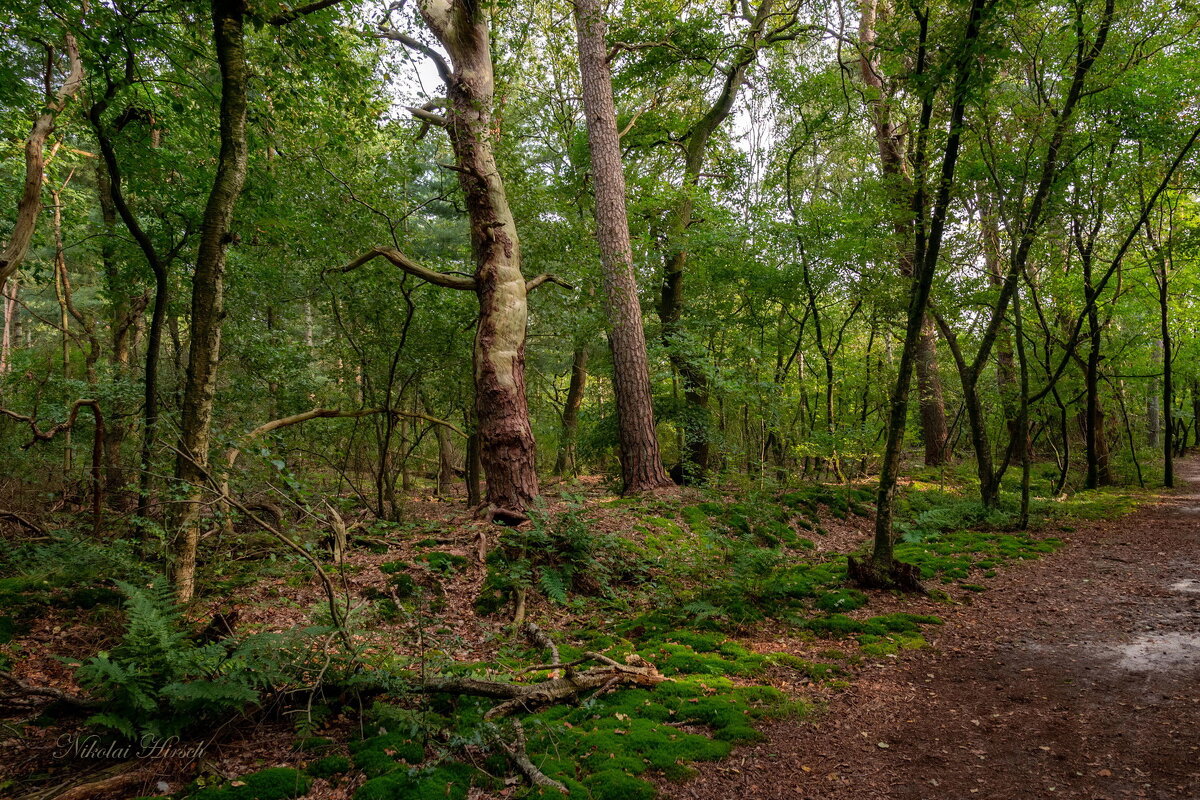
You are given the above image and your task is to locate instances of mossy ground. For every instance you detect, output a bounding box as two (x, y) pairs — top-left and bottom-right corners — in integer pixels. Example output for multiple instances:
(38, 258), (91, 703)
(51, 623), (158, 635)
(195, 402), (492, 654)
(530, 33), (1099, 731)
(80, 471), (1136, 800)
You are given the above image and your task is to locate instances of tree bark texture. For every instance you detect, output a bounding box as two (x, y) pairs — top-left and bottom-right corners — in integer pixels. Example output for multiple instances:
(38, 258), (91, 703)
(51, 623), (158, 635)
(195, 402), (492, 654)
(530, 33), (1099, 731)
(418, 0), (539, 514)
(553, 342), (589, 477)
(573, 0), (672, 492)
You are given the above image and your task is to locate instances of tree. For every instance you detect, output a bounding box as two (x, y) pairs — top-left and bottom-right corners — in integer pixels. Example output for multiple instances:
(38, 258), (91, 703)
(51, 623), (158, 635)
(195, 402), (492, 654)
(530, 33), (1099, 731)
(572, 0), (671, 493)
(173, 0), (251, 602)
(852, 0), (992, 589)
(857, 0), (949, 466)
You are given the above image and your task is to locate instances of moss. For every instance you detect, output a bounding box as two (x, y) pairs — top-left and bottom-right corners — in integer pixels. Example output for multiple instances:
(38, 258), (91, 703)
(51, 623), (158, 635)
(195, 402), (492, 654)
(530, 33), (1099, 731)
(764, 653), (843, 681)
(354, 763), (477, 800)
(679, 505), (712, 537)
(583, 770), (656, 800)
(814, 589), (868, 612)
(294, 736), (332, 752)
(387, 573), (418, 598)
(351, 732), (425, 776)
(858, 632), (927, 656)
(378, 560), (409, 574)
(416, 552), (467, 575)
(189, 767), (311, 800)
(307, 755), (350, 778)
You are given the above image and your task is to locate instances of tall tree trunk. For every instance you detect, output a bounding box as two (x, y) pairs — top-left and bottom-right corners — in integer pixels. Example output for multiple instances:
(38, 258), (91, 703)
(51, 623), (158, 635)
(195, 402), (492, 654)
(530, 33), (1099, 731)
(572, 0), (671, 492)
(856, 0), (987, 588)
(173, 0), (250, 603)
(1, 33), (83, 293)
(553, 343), (589, 477)
(1082, 254), (1111, 488)
(90, 100), (171, 519)
(97, 163), (131, 497)
(0, 279), (17, 373)
(1160, 274), (1173, 487)
(859, 0), (948, 466)
(415, 0), (539, 515)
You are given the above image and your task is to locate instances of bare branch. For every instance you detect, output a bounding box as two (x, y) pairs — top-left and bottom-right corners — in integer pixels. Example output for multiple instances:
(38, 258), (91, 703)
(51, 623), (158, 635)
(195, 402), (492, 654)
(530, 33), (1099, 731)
(525, 274), (575, 292)
(332, 246), (476, 290)
(378, 29), (452, 85)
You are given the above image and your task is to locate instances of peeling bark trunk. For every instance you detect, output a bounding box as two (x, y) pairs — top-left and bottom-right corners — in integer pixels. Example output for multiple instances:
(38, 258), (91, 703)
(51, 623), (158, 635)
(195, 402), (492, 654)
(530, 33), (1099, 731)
(173, 0), (250, 603)
(417, 0), (538, 514)
(573, 0), (671, 493)
(553, 343), (588, 477)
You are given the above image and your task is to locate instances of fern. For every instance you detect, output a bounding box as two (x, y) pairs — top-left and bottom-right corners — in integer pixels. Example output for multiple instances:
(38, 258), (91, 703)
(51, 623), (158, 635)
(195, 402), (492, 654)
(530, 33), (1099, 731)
(76, 577), (263, 739)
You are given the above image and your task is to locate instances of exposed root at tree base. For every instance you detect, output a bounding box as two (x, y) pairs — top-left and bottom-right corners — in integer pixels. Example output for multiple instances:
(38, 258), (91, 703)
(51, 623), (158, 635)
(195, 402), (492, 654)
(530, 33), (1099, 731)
(847, 554), (926, 592)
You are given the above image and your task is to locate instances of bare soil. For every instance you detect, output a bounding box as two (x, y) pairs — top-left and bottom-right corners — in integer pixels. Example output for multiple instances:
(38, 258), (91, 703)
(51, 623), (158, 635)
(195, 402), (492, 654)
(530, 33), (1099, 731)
(667, 460), (1200, 800)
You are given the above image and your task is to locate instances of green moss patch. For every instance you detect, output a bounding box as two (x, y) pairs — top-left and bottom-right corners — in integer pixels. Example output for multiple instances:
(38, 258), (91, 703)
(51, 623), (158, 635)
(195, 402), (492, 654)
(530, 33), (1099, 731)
(307, 754), (350, 778)
(415, 552), (467, 575)
(189, 768), (310, 800)
(893, 531), (1063, 582)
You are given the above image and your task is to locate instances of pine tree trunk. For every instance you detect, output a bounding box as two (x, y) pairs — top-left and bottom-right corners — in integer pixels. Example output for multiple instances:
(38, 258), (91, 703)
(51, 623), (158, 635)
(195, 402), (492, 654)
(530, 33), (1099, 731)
(572, 0), (671, 492)
(173, 0), (250, 603)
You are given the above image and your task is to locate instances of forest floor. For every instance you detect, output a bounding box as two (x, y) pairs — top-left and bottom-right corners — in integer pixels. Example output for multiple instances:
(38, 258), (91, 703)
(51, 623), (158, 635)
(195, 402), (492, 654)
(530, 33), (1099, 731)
(2, 461), (1197, 800)
(671, 460), (1200, 800)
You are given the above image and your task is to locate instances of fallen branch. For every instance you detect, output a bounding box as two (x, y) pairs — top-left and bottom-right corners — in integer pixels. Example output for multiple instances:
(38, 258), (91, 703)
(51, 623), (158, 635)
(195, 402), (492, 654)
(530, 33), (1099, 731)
(494, 720), (567, 794)
(0, 509), (44, 534)
(0, 671), (98, 710)
(422, 652), (663, 719)
(19, 761), (153, 800)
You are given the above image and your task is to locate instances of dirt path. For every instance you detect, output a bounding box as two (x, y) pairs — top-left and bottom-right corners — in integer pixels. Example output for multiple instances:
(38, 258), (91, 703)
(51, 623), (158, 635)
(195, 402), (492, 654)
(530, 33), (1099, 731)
(671, 461), (1200, 800)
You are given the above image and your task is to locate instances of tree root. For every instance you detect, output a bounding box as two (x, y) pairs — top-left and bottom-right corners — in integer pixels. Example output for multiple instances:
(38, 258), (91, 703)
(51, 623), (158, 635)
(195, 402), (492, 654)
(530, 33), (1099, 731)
(847, 554), (926, 592)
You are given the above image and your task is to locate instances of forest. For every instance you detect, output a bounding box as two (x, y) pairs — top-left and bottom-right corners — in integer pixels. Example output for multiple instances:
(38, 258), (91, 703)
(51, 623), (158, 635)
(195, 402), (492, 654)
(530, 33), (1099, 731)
(1, 0), (1198, 797)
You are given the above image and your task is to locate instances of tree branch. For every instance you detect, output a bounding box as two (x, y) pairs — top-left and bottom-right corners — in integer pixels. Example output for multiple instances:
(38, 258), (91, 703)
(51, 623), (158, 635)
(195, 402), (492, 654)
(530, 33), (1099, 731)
(525, 274), (575, 292)
(332, 246), (476, 290)
(378, 29), (452, 85)
(269, 0), (349, 25)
